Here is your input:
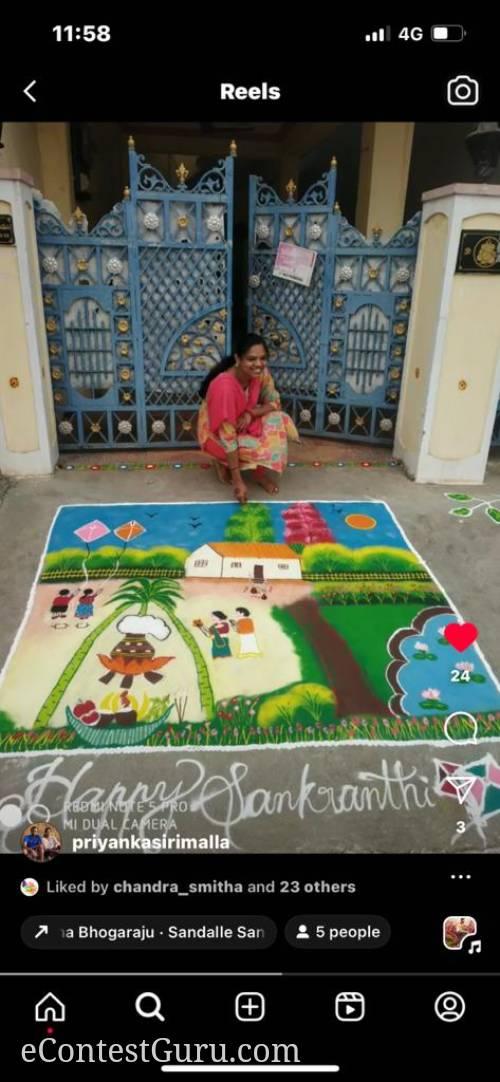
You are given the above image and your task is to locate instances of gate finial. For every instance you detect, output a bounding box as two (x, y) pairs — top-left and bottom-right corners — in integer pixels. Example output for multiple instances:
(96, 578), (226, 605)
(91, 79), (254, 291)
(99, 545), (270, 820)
(330, 155), (337, 168)
(334, 201), (341, 213)
(123, 186), (131, 200)
(230, 139), (238, 157)
(285, 178), (297, 201)
(128, 135), (135, 149)
(176, 162), (189, 186)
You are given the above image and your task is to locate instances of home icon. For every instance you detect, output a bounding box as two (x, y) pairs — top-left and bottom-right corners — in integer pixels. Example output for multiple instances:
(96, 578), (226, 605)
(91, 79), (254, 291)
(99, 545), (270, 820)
(35, 993), (66, 1023)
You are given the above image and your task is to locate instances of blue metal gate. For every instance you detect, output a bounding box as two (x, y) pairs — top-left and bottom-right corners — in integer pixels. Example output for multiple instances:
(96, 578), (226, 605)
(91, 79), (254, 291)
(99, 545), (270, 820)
(248, 161), (420, 443)
(35, 139), (235, 450)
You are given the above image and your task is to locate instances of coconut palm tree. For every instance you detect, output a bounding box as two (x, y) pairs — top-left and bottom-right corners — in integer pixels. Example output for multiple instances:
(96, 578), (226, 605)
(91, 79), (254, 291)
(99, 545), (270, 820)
(35, 578), (214, 728)
(109, 579), (215, 719)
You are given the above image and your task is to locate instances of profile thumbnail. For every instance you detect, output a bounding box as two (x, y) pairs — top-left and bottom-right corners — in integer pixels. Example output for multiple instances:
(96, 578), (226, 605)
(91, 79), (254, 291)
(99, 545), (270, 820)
(21, 822), (62, 863)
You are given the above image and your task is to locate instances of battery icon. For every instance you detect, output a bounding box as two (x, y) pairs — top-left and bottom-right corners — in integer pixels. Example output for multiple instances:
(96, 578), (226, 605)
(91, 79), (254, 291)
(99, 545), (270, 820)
(431, 25), (465, 41)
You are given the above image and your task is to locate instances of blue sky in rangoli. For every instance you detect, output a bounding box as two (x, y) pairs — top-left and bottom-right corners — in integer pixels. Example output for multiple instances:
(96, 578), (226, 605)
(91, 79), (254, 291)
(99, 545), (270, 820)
(47, 501), (408, 555)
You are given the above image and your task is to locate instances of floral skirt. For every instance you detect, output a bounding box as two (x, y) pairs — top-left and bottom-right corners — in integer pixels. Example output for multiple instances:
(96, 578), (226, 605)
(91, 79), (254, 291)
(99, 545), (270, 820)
(198, 403), (299, 475)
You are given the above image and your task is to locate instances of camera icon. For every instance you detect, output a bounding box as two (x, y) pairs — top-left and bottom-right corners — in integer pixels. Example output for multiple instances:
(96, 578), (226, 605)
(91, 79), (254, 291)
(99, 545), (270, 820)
(447, 75), (479, 106)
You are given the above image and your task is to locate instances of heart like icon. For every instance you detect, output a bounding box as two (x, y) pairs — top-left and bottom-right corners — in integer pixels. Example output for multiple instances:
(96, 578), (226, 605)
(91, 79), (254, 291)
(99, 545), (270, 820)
(444, 622), (479, 652)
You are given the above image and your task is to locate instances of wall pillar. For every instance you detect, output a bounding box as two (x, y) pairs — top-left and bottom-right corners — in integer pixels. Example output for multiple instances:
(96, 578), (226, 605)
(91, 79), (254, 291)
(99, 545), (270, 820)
(0, 169), (58, 475)
(356, 122), (414, 238)
(0, 123), (73, 222)
(37, 123), (74, 223)
(394, 183), (500, 484)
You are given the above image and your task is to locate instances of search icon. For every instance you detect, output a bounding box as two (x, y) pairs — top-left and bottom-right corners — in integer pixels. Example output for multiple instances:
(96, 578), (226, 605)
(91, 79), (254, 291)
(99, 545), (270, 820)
(444, 711), (478, 745)
(135, 992), (165, 1022)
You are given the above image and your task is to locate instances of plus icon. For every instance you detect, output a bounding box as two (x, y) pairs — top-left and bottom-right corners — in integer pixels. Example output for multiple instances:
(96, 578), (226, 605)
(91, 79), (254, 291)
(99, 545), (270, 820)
(235, 992), (266, 1022)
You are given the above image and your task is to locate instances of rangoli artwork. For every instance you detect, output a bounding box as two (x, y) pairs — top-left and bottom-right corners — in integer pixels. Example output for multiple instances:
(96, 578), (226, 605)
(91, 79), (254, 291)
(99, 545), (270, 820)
(0, 500), (499, 754)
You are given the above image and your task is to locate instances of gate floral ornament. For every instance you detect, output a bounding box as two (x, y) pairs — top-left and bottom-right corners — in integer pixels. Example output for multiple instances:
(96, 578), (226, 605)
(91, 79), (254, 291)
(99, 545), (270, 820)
(248, 161), (420, 443)
(35, 140), (235, 450)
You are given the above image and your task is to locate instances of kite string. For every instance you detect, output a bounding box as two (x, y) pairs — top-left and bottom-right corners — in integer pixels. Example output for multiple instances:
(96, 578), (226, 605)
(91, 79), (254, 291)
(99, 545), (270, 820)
(99, 539), (127, 588)
(81, 542), (91, 586)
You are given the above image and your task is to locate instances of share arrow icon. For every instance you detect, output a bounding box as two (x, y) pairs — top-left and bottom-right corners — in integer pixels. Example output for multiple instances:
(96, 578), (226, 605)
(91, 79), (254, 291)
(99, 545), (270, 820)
(448, 776), (476, 805)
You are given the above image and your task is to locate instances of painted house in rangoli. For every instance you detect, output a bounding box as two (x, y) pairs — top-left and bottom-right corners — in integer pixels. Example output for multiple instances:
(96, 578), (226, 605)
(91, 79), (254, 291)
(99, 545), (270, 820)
(184, 543), (302, 580)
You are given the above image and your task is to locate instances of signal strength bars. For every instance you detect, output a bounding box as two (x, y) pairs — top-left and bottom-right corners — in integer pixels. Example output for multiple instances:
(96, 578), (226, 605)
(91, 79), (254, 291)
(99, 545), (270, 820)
(365, 26), (391, 42)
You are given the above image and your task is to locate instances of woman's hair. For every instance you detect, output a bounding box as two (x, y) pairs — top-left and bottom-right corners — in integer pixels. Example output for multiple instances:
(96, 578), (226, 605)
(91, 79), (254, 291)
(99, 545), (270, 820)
(199, 333), (268, 399)
(212, 610), (227, 619)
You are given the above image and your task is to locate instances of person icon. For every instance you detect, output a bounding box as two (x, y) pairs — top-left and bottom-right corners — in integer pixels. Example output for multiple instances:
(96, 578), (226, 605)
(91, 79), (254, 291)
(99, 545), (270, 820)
(296, 924), (310, 940)
(440, 995), (461, 1021)
(434, 991), (466, 1023)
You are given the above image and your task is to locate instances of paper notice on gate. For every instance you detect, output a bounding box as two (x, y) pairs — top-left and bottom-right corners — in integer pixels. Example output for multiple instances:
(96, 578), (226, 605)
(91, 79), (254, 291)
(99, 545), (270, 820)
(272, 242), (317, 287)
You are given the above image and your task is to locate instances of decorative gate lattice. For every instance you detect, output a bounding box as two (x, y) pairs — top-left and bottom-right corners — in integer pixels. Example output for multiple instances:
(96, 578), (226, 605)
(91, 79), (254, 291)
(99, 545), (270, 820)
(248, 163), (420, 443)
(35, 141), (235, 450)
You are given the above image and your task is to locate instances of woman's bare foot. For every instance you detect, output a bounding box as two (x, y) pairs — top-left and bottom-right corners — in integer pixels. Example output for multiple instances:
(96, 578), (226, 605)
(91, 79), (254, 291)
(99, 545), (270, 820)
(215, 463), (231, 485)
(255, 467), (279, 494)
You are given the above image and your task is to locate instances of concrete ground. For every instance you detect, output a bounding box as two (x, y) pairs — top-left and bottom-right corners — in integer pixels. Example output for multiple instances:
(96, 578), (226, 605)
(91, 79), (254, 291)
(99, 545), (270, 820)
(0, 456), (499, 854)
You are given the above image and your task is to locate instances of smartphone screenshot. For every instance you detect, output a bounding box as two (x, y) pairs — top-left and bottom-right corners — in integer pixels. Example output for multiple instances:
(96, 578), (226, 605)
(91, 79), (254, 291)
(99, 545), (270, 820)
(0, 15), (499, 1076)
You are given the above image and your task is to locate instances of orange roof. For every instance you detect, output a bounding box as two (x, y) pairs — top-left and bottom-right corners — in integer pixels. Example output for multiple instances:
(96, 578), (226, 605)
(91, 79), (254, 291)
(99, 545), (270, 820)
(209, 543), (298, 559)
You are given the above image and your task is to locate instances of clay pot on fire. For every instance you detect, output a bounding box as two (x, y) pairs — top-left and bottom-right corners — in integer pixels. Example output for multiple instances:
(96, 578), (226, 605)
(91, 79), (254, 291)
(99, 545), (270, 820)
(98, 614), (174, 689)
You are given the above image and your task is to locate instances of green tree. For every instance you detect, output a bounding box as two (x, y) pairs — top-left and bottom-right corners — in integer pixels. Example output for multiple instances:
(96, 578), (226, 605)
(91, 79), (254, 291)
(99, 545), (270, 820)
(224, 502), (275, 542)
(35, 579), (214, 728)
(0, 711), (16, 733)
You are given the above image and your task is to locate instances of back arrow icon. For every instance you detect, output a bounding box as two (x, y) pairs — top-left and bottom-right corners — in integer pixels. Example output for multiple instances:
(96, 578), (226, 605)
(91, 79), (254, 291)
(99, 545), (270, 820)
(24, 80), (37, 103)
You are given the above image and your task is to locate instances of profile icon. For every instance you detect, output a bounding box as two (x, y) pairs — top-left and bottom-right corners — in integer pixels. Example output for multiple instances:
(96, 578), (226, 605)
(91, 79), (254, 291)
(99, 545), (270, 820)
(434, 991), (466, 1023)
(21, 821), (62, 863)
(296, 924), (310, 940)
(20, 878), (39, 897)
